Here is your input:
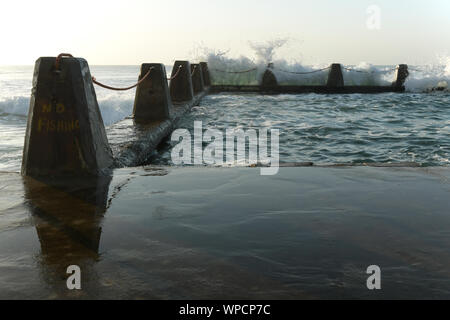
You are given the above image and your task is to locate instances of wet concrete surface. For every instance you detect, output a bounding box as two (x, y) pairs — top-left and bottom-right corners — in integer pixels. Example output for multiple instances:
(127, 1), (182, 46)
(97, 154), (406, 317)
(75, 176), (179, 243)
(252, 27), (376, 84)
(0, 166), (449, 299)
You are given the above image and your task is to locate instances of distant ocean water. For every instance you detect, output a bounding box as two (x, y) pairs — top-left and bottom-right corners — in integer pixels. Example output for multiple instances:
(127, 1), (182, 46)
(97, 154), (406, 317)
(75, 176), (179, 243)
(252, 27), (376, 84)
(0, 63), (449, 172)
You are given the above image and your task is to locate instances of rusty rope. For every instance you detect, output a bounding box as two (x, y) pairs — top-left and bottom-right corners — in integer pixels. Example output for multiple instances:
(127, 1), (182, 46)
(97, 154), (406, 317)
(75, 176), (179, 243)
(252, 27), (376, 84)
(54, 53), (74, 70)
(92, 67), (154, 91)
(212, 67), (258, 74)
(273, 66), (331, 75)
(191, 65), (198, 76)
(167, 65), (183, 81)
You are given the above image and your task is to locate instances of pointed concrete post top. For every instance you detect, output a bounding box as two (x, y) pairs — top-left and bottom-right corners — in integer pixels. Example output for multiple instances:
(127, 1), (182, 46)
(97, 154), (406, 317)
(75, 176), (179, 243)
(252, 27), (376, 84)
(327, 63), (344, 87)
(261, 69), (278, 87)
(393, 64), (409, 88)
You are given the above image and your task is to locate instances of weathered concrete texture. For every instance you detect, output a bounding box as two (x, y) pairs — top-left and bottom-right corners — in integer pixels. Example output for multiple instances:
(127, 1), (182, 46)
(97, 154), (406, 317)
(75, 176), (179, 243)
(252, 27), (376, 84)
(200, 62), (211, 87)
(393, 64), (409, 88)
(108, 91), (208, 167)
(191, 64), (205, 94)
(327, 63), (344, 87)
(133, 63), (172, 123)
(169, 60), (194, 102)
(261, 69), (278, 87)
(21, 57), (113, 177)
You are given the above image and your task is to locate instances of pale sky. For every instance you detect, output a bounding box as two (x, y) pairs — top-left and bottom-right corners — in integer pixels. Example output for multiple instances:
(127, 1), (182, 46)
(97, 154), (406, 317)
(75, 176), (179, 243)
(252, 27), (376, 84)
(0, 0), (449, 66)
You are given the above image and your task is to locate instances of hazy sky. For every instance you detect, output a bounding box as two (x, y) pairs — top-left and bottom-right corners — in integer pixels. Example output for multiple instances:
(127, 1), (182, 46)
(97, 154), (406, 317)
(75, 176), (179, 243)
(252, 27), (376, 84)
(1, 0), (449, 65)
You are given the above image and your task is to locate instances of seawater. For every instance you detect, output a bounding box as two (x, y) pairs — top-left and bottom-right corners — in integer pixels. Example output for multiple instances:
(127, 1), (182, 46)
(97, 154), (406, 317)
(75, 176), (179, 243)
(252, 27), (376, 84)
(0, 61), (449, 172)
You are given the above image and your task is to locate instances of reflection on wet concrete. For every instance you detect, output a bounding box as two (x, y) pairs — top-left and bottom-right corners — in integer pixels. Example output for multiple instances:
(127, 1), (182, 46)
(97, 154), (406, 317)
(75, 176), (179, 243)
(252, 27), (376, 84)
(98, 166), (450, 299)
(0, 166), (449, 299)
(22, 174), (112, 297)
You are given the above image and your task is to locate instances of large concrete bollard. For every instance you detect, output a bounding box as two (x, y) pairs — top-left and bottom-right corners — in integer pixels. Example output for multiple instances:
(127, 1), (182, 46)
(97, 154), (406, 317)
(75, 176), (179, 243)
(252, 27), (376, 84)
(169, 60), (194, 103)
(261, 63), (278, 87)
(199, 62), (211, 86)
(133, 63), (172, 123)
(327, 63), (344, 87)
(261, 69), (278, 87)
(191, 63), (205, 94)
(21, 56), (113, 177)
(393, 64), (409, 88)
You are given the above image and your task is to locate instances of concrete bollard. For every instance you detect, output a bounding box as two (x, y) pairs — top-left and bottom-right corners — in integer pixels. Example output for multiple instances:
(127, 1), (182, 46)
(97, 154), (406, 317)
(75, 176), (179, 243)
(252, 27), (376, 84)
(21, 56), (113, 177)
(191, 63), (205, 94)
(261, 63), (278, 87)
(199, 62), (211, 86)
(133, 63), (172, 123)
(393, 64), (409, 88)
(169, 60), (194, 103)
(327, 63), (344, 87)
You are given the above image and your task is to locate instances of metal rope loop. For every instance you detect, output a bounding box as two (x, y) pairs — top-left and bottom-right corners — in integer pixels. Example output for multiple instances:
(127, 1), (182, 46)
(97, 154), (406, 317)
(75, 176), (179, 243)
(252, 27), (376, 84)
(168, 65), (183, 81)
(191, 65), (198, 76)
(54, 53), (74, 70)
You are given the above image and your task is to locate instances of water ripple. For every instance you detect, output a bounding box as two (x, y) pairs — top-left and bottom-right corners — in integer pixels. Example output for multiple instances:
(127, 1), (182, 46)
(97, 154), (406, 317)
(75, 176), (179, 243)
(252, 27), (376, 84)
(151, 93), (450, 166)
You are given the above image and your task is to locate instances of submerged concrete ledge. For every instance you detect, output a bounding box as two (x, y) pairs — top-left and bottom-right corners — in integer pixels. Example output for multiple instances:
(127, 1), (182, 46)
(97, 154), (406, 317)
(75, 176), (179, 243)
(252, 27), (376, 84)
(108, 91), (208, 167)
(210, 85), (405, 94)
(110, 60), (209, 167)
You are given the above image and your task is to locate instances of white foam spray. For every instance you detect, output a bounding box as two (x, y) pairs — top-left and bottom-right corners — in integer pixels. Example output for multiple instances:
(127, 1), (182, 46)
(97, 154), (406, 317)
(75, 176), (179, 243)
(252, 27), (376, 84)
(192, 41), (450, 91)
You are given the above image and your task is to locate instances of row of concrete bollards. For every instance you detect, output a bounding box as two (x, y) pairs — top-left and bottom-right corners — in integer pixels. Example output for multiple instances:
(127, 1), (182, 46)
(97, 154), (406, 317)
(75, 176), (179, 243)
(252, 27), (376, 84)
(262, 63), (409, 88)
(134, 61), (211, 121)
(22, 56), (211, 178)
(20, 57), (409, 178)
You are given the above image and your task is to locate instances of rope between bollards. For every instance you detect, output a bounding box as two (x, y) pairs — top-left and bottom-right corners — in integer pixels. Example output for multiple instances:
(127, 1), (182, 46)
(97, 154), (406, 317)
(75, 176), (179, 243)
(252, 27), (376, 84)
(92, 67), (154, 91)
(168, 65), (183, 81)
